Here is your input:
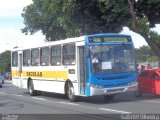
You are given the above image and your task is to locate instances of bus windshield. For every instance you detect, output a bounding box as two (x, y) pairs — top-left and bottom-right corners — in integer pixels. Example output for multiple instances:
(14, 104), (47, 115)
(90, 44), (136, 74)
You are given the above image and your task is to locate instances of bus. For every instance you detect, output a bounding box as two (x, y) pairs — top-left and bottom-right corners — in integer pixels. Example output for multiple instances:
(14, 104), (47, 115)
(11, 33), (137, 101)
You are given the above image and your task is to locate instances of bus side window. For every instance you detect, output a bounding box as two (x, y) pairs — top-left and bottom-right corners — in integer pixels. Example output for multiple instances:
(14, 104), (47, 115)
(31, 48), (39, 66)
(62, 43), (75, 65)
(40, 47), (49, 66)
(51, 45), (61, 66)
(23, 49), (30, 66)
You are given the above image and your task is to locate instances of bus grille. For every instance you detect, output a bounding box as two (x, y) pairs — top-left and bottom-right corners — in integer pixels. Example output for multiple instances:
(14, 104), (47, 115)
(102, 76), (129, 80)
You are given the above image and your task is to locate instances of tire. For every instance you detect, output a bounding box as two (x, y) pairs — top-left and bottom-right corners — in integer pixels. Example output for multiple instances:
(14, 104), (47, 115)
(103, 95), (115, 101)
(28, 80), (38, 96)
(67, 82), (78, 102)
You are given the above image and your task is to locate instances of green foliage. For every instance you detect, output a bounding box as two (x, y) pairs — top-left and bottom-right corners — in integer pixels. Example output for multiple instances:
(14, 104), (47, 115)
(137, 17), (150, 33)
(22, 0), (160, 40)
(22, 0), (160, 57)
(22, 0), (67, 41)
(136, 45), (158, 62)
(22, 0), (130, 41)
(149, 31), (160, 44)
(136, 0), (160, 27)
(147, 56), (159, 62)
(0, 50), (11, 74)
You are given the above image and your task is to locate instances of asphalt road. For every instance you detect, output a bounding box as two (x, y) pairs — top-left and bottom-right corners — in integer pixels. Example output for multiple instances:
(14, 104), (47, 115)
(0, 80), (160, 120)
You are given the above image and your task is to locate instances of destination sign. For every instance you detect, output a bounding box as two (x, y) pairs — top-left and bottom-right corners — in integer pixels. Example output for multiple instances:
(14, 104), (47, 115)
(104, 37), (128, 42)
(89, 36), (129, 43)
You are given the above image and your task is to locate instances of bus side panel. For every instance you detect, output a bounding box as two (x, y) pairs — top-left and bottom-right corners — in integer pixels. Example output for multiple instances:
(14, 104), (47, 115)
(29, 79), (78, 94)
(20, 77), (28, 89)
(33, 80), (65, 94)
(22, 66), (79, 94)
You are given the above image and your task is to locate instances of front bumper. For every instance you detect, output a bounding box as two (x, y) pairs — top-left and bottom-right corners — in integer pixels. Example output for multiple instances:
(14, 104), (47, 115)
(90, 83), (138, 96)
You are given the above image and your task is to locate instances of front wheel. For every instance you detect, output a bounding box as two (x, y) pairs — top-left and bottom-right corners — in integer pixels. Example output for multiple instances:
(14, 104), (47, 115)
(67, 83), (78, 102)
(103, 95), (115, 101)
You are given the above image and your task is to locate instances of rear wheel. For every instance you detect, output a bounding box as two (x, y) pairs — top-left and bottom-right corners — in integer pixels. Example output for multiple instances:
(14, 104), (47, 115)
(28, 80), (41, 96)
(67, 82), (78, 102)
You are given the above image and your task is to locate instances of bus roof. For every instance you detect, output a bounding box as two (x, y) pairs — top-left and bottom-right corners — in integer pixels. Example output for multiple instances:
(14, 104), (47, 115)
(87, 33), (131, 37)
(12, 35), (85, 51)
(11, 33), (131, 51)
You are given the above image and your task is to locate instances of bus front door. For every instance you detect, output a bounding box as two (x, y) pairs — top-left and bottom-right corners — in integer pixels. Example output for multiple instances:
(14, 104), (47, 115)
(78, 46), (86, 95)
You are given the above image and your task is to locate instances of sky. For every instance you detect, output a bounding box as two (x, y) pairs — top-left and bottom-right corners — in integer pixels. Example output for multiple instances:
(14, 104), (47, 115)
(0, 0), (159, 53)
(0, 0), (45, 53)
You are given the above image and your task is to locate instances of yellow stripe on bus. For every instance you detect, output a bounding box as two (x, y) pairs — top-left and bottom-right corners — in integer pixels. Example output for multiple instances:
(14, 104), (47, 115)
(23, 71), (68, 79)
(12, 70), (68, 80)
(12, 70), (21, 77)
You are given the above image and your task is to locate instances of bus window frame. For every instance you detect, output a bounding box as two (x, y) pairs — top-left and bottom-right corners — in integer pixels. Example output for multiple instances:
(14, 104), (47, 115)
(50, 45), (62, 66)
(31, 48), (40, 66)
(62, 43), (76, 65)
(23, 49), (31, 67)
(40, 46), (50, 66)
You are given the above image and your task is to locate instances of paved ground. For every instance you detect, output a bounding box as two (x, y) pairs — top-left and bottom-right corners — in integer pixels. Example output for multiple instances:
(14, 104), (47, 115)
(1, 80), (160, 120)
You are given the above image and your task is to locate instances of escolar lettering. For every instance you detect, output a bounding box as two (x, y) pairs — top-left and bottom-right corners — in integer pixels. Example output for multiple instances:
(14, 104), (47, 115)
(26, 72), (42, 77)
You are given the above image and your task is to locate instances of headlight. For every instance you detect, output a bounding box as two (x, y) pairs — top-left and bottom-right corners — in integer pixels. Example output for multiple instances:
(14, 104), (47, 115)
(128, 82), (137, 86)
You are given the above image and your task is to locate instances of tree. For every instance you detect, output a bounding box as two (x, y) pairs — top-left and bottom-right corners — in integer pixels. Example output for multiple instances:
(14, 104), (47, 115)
(135, 45), (158, 62)
(127, 0), (160, 58)
(22, 0), (160, 57)
(0, 50), (11, 74)
(22, 0), (130, 40)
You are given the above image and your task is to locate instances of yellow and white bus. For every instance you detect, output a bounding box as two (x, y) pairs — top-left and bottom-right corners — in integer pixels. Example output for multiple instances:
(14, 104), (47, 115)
(11, 33), (137, 101)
